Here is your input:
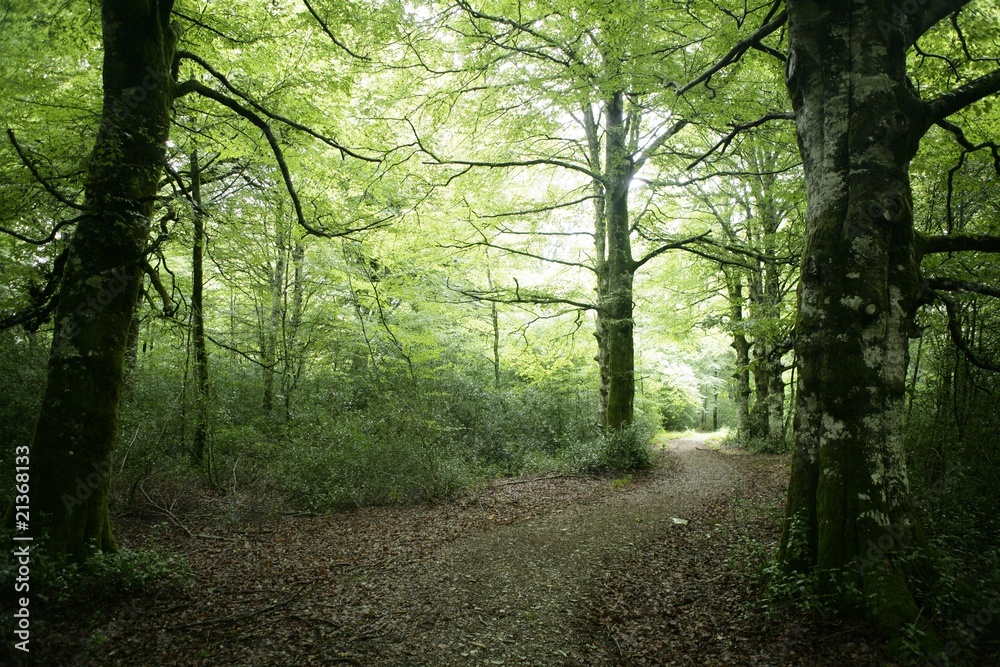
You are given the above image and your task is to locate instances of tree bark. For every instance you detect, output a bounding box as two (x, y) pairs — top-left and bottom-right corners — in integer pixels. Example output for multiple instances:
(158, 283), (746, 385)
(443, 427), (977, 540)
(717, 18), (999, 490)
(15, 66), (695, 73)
(779, 1), (932, 637)
(582, 104), (611, 429)
(602, 91), (635, 431)
(190, 150), (210, 467)
(727, 274), (752, 437)
(16, 0), (178, 561)
(263, 224), (286, 415)
(760, 192), (786, 449)
(283, 236), (306, 420)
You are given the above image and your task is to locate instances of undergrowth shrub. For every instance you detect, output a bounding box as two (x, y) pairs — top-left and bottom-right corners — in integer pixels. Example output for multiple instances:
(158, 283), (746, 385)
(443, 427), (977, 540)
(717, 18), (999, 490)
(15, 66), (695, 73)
(0, 541), (190, 610)
(269, 401), (474, 510)
(567, 416), (659, 472)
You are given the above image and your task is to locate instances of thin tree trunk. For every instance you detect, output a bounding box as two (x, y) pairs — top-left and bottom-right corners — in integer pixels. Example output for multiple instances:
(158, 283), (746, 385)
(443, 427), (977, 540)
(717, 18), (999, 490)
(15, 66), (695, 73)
(761, 200), (785, 449)
(11, 0), (178, 560)
(123, 289), (143, 388)
(728, 274), (752, 438)
(263, 230), (286, 415)
(766, 358), (785, 448)
(748, 267), (769, 439)
(283, 236), (305, 421)
(485, 251), (501, 388)
(190, 150), (210, 468)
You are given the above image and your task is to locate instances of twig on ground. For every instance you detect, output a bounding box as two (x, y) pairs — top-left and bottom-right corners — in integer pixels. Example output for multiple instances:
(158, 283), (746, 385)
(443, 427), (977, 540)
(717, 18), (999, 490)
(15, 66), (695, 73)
(290, 614), (340, 627)
(167, 578), (318, 631)
(496, 474), (590, 487)
(140, 485), (194, 537)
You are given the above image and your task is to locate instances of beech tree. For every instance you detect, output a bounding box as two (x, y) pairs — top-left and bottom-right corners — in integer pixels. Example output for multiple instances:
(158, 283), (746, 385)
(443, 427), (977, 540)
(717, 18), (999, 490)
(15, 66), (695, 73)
(660, 0), (1000, 637)
(4, 0), (392, 560)
(405, 0), (707, 431)
(776, 0), (1000, 636)
(7, 0), (180, 559)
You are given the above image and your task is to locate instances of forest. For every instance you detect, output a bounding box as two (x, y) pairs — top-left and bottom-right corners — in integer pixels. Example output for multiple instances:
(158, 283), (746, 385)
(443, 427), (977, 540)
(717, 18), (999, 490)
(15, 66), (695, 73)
(1, 0), (999, 665)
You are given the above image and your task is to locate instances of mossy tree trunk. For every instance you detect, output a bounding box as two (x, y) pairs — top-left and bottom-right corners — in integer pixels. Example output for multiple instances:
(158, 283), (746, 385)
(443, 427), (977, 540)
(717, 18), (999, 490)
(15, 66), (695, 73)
(22, 0), (177, 561)
(584, 94), (635, 432)
(602, 91), (636, 432)
(190, 150), (211, 468)
(779, 1), (933, 636)
(582, 104), (612, 430)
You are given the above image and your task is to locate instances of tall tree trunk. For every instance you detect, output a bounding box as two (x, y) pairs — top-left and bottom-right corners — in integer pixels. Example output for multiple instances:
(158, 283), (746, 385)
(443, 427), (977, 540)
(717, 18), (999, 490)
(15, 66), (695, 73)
(283, 236), (305, 420)
(761, 195), (786, 449)
(263, 233), (286, 415)
(727, 274), (752, 438)
(190, 151), (210, 467)
(749, 340), (770, 438)
(123, 288), (143, 388)
(582, 104), (611, 429)
(603, 91), (635, 431)
(766, 354), (785, 447)
(747, 264), (770, 439)
(14, 0), (177, 561)
(484, 249), (501, 388)
(779, 2), (930, 637)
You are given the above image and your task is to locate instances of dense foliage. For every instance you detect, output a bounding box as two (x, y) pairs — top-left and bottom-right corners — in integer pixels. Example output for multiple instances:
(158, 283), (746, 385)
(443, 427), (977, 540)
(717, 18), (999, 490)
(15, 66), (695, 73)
(1, 0), (999, 662)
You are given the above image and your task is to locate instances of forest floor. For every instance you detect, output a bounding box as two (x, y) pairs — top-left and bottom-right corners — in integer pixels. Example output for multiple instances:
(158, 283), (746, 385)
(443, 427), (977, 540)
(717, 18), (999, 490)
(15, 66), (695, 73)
(12, 434), (901, 666)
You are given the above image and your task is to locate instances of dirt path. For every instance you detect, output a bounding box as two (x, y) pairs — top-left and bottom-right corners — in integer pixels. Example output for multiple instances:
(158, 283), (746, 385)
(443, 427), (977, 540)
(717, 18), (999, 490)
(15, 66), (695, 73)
(20, 434), (894, 666)
(365, 433), (734, 665)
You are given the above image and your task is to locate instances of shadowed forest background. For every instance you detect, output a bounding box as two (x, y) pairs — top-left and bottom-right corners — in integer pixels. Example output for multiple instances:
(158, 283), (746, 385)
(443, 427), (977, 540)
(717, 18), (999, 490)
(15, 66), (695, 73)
(2, 1), (1000, 665)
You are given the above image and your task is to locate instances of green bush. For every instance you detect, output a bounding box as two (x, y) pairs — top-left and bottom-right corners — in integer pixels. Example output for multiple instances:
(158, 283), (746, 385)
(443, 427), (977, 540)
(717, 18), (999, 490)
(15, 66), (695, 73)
(83, 547), (192, 596)
(270, 402), (475, 510)
(0, 541), (190, 610)
(566, 418), (658, 472)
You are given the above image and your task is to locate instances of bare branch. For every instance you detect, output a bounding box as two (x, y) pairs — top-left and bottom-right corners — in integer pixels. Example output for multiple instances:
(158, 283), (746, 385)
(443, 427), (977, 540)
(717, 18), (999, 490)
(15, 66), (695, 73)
(303, 0), (370, 61)
(0, 215), (82, 246)
(686, 112), (795, 170)
(449, 278), (596, 312)
(927, 276), (1000, 299)
(441, 240), (595, 273)
(177, 80), (373, 239)
(927, 67), (1000, 126)
(142, 261), (176, 317)
(471, 195), (597, 220)
(633, 232), (711, 270)
(0, 249), (66, 331)
(634, 119), (689, 172)
(405, 117), (599, 181)
(918, 233), (1000, 256)
(675, 10), (787, 95)
(454, 0), (583, 69)
(422, 151), (599, 181)
(175, 51), (380, 163)
(205, 333), (275, 370)
(6, 129), (87, 211)
(940, 293), (1000, 373)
